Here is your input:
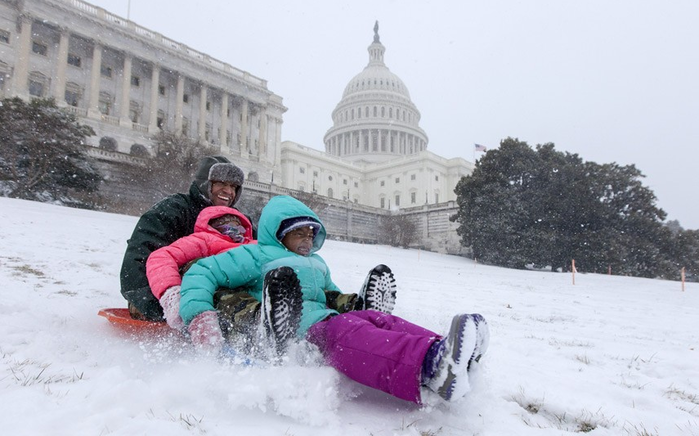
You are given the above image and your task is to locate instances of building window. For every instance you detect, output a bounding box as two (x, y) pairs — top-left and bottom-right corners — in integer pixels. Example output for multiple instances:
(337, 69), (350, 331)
(327, 188), (334, 198)
(28, 80), (44, 97)
(206, 101), (211, 111)
(395, 195), (400, 207)
(158, 85), (165, 96)
(435, 193), (439, 203)
(131, 75), (140, 87)
(380, 180), (385, 187)
(100, 65), (113, 78)
(129, 101), (140, 123)
(313, 171), (318, 177)
(411, 174), (416, 181)
(67, 53), (81, 67)
(380, 197), (385, 208)
(64, 83), (82, 107)
(183, 94), (189, 103)
(343, 179), (348, 185)
(354, 181), (358, 188)
(0, 30), (9, 44)
(182, 118), (189, 136)
(395, 177), (400, 184)
(299, 167), (305, 174)
(411, 192), (416, 204)
(28, 72), (48, 97)
(98, 92), (112, 115)
(435, 175), (439, 181)
(226, 130), (232, 146)
(227, 108), (231, 118)
(157, 110), (165, 129)
(32, 41), (47, 56)
(328, 175), (333, 181)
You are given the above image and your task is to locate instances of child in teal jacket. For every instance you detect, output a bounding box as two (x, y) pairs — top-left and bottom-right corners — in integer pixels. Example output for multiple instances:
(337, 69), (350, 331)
(180, 195), (489, 403)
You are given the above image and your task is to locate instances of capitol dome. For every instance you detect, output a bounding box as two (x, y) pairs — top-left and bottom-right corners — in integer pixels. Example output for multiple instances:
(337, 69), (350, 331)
(324, 22), (428, 164)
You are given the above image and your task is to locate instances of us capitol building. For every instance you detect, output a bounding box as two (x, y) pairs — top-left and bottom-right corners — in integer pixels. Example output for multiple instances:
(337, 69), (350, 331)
(0, 0), (474, 254)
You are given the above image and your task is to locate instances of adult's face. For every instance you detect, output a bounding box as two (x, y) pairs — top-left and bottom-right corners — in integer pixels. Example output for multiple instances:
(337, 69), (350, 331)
(209, 181), (238, 207)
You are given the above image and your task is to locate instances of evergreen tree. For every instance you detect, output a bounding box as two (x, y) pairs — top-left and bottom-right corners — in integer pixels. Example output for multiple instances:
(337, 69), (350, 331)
(0, 97), (101, 208)
(452, 137), (670, 277)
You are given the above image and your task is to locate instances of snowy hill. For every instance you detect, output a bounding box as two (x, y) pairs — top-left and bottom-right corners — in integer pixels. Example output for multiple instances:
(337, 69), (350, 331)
(1, 197), (697, 435)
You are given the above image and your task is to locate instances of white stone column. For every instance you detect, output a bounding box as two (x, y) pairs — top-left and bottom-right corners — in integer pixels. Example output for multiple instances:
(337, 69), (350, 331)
(53, 29), (69, 103)
(148, 64), (160, 132)
(241, 99), (249, 154)
(219, 92), (228, 147)
(258, 108), (267, 156)
(174, 74), (184, 133)
(87, 42), (103, 118)
(198, 84), (207, 141)
(119, 55), (132, 126)
(12, 16), (32, 97)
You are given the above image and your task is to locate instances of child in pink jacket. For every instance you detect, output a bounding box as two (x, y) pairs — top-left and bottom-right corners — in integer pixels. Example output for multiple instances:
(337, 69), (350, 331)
(146, 206), (255, 329)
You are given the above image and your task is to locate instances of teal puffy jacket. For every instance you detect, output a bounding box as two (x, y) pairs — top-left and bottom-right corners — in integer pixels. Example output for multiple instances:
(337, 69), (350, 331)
(179, 195), (341, 337)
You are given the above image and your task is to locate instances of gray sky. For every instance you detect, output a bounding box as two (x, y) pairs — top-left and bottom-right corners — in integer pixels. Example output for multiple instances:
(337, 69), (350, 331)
(88, 0), (699, 229)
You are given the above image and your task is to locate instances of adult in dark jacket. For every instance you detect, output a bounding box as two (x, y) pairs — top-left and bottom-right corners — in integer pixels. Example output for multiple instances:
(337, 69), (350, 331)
(120, 155), (248, 320)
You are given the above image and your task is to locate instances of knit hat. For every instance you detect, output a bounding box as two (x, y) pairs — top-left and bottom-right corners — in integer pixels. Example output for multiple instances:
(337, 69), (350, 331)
(194, 155), (231, 187)
(205, 163), (245, 207)
(276, 216), (321, 241)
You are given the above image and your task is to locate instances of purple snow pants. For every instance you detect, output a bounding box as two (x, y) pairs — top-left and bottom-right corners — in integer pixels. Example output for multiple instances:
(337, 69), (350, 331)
(306, 310), (441, 403)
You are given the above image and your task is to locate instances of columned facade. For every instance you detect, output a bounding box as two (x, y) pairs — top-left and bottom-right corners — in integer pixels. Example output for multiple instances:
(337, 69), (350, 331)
(0, 1), (473, 254)
(0, 0), (286, 182)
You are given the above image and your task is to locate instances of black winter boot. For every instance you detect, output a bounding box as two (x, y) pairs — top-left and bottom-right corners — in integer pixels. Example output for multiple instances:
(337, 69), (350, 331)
(261, 266), (303, 356)
(357, 264), (397, 313)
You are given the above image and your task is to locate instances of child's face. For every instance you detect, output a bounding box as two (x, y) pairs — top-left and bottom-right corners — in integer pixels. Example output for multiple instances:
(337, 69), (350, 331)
(281, 227), (315, 256)
(210, 215), (241, 229)
(210, 215), (245, 242)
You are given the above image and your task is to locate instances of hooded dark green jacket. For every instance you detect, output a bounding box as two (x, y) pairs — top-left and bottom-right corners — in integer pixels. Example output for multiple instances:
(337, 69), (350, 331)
(119, 181), (213, 320)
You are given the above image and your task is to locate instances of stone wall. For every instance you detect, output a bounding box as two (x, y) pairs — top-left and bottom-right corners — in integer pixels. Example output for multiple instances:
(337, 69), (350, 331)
(92, 152), (469, 256)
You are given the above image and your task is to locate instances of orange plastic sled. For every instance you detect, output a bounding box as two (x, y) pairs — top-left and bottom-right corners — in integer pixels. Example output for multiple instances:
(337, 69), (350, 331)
(98, 308), (171, 334)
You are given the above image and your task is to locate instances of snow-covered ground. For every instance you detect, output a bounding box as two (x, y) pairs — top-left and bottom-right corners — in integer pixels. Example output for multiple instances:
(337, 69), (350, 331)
(1, 196), (697, 435)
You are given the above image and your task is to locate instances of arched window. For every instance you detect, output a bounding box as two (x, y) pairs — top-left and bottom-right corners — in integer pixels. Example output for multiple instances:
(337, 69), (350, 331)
(130, 143), (149, 157)
(327, 188), (334, 198)
(99, 136), (118, 152)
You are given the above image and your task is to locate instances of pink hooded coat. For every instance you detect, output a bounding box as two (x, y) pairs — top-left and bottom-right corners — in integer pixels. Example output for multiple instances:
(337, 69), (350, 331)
(146, 206), (256, 300)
